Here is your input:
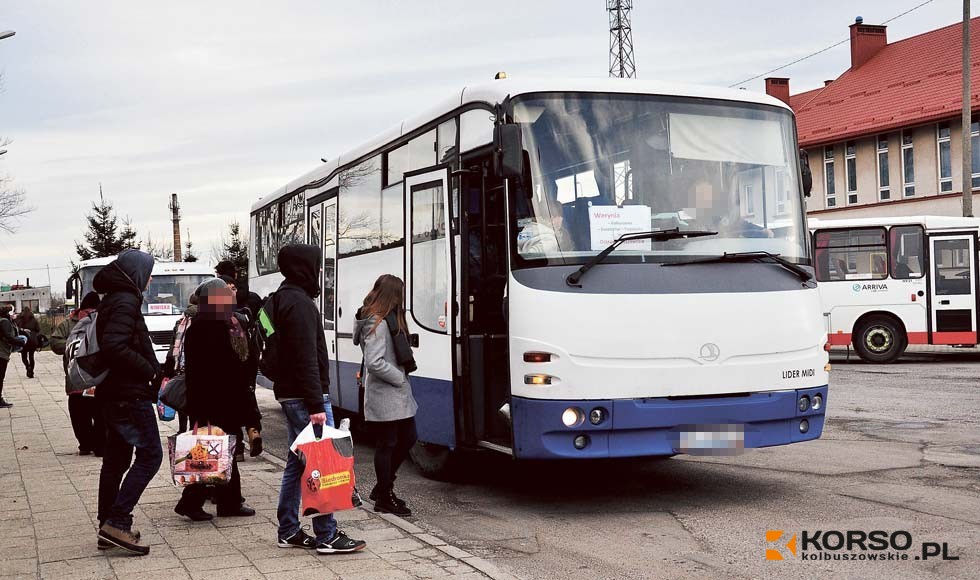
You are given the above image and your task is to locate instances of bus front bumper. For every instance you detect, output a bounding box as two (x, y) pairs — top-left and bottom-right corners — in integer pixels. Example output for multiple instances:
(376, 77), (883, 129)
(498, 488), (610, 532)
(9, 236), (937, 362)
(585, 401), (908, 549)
(510, 386), (827, 459)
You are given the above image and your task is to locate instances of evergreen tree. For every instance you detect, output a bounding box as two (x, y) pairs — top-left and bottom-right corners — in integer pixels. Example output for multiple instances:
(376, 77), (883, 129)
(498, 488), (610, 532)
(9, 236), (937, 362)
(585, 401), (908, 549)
(75, 188), (139, 260)
(184, 233), (198, 262)
(220, 221), (249, 280)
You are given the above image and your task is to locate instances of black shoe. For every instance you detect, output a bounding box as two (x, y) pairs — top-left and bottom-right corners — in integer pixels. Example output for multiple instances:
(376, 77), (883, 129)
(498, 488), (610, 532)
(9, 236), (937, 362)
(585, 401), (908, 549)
(174, 505), (214, 522)
(373, 491), (411, 517)
(0, 399), (12, 409)
(278, 527), (316, 549)
(216, 504), (255, 517)
(92, 448), (104, 458)
(316, 531), (366, 554)
(97, 529), (139, 550)
(79, 448), (92, 456)
(369, 486), (407, 508)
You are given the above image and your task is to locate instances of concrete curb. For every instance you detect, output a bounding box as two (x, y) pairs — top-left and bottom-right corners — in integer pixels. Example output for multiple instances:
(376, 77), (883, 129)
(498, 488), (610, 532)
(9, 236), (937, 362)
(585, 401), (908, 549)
(256, 448), (522, 580)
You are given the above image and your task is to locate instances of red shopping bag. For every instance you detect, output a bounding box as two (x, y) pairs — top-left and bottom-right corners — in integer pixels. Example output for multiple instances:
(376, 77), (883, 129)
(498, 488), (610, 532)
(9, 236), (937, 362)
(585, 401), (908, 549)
(290, 423), (358, 515)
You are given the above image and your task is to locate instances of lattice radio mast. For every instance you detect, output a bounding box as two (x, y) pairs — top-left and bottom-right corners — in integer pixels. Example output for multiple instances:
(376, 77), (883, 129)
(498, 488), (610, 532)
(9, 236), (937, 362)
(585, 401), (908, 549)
(608, 0), (636, 78)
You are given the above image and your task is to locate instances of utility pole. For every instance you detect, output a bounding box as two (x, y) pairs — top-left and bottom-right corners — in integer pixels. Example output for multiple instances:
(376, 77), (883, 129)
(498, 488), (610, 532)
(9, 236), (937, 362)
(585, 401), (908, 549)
(964, 0), (973, 217)
(169, 193), (182, 262)
(608, 0), (636, 78)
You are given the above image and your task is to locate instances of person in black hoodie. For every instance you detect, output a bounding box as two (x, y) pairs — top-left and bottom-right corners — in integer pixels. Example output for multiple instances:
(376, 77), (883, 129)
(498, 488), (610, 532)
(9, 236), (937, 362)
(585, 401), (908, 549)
(174, 278), (256, 521)
(94, 249), (162, 556)
(273, 244), (366, 555)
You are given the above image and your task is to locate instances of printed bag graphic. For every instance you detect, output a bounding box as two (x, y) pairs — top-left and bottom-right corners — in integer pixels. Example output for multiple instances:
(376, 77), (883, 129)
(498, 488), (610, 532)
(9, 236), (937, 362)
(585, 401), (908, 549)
(167, 425), (236, 487)
(290, 422), (359, 515)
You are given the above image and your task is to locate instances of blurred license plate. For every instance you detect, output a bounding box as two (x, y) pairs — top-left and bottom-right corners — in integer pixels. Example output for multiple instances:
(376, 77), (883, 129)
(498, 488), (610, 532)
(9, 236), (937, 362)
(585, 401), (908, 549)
(677, 424), (744, 454)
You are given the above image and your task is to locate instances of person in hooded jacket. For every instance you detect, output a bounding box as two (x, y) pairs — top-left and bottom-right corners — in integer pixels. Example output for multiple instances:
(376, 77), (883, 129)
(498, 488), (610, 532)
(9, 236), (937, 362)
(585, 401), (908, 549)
(174, 278), (257, 521)
(51, 292), (104, 455)
(272, 243), (366, 555)
(353, 274), (418, 517)
(15, 306), (41, 379)
(0, 305), (24, 409)
(94, 249), (162, 556)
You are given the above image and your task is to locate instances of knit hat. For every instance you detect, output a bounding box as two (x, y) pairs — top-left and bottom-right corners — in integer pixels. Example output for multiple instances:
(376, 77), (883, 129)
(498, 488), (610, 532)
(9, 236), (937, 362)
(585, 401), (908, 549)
(194, 277), (228, 298)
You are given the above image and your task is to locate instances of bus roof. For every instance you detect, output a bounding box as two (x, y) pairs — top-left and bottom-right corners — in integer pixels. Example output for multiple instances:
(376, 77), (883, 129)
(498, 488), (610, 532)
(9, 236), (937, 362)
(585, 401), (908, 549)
(809, 215), (980, 231)
(77, 258), (215, 276)
(251, 77), (792, 213)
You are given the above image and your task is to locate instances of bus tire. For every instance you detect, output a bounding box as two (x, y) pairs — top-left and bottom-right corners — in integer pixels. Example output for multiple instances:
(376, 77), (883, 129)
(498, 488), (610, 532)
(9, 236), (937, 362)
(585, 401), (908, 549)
(409, 441), (456, 480)
(853, 315), (907, 364)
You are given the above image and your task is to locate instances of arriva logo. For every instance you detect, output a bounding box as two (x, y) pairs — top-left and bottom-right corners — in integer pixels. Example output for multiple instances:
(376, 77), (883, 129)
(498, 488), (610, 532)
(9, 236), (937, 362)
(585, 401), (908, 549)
(851, 283), (889, 293)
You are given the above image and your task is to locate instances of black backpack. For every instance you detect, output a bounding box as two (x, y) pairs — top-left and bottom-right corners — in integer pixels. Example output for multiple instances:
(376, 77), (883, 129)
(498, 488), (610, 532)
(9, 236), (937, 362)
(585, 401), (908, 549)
(256, 292), (281, 382)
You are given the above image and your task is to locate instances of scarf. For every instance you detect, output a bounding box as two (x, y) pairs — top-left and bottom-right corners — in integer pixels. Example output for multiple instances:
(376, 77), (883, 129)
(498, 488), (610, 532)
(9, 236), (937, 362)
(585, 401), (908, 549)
(385, 311), (417, 374)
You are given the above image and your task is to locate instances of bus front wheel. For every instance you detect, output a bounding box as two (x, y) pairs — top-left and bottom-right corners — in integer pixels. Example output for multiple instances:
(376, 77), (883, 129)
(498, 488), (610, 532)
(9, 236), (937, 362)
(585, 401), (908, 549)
(853, 316), (907, 363)
(409, 441), (456, 480)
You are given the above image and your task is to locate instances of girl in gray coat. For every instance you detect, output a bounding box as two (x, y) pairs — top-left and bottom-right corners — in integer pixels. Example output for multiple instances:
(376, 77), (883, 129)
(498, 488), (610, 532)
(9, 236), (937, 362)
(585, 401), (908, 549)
(353, 274), (417, 517)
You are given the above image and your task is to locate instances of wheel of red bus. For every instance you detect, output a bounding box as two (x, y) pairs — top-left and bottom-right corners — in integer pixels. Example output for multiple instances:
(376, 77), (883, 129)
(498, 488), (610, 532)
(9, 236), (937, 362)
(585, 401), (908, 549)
(853, 315), (908, 363)
(409, 441), (457, 480)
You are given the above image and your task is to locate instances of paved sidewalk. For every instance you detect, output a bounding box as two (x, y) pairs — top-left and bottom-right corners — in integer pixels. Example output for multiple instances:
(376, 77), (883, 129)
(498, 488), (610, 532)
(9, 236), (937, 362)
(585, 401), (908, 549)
(0, 353), (509, 580)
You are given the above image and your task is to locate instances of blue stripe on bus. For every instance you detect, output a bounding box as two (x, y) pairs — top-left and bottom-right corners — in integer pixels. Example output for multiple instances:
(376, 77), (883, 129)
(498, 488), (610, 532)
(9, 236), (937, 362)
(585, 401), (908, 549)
(510, 386), (828, 459)
(336, 360), (456, 448)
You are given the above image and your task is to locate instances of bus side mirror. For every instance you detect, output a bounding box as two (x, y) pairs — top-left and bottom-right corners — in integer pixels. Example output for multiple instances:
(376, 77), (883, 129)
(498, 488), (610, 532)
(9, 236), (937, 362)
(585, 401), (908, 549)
(494, 124), (524, 179)
(65, 277), (75, 300)
(800, 149), (813, 198)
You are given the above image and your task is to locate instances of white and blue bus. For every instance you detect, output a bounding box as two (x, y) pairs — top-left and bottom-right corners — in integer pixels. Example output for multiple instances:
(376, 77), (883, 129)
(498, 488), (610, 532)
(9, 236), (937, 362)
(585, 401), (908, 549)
(249, 77), (829, 475)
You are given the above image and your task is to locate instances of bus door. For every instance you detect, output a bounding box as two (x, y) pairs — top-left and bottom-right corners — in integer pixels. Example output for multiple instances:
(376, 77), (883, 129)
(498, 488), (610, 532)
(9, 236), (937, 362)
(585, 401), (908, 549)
(308, 193), (340, 404)
(405, 168), (456, 448)
(928, 234), (978, 344)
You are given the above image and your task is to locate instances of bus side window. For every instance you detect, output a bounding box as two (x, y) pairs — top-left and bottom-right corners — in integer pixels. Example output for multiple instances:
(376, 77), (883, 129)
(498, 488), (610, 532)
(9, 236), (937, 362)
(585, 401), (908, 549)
(889, 225), (924, 280)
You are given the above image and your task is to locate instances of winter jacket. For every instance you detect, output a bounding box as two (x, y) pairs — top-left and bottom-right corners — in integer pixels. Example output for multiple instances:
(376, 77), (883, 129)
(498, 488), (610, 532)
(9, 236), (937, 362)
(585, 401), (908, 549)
(0, 317), (17, 361)
(16, 316), (41, 350)
(93, 250), (161, 402)
(270, 244), (330, 415)
(183, 317), (253, 430)
(353, 311), (417, 422)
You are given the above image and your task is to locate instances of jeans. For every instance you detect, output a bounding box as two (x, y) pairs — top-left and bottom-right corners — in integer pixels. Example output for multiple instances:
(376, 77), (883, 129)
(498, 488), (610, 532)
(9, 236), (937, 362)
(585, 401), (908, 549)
(20, 349), (35, 377)
(98, 400), (163, 530)
(277, 395), (336, 543)
(372, 417), (417, 492)
(68, 393), (105, 454)
(0, 358), (7, 398)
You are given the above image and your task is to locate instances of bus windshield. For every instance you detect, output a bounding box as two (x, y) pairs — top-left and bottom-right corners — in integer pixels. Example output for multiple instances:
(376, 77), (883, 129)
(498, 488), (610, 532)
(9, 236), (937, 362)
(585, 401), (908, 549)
(510, 93), (808, 268)
(142, 275), (211, 315)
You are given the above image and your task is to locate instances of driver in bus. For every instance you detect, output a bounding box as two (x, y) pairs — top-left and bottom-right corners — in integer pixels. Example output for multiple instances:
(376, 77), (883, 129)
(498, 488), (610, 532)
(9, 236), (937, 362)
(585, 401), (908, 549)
(516, 196), (573, 255)
(684, 173), (773, 239)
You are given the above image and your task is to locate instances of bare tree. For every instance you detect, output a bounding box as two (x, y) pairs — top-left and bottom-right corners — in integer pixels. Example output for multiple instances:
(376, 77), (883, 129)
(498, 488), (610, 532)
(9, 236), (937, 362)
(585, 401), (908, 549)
(0, 173), (32, 234)
(142, 233), (174, 261)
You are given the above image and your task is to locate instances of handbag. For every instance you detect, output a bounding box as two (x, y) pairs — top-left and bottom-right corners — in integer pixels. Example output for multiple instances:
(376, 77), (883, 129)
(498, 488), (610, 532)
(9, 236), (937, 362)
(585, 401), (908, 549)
(156, 378), (177, 421)
(159, 374), (187, 412)
(168, 423), (236, 487)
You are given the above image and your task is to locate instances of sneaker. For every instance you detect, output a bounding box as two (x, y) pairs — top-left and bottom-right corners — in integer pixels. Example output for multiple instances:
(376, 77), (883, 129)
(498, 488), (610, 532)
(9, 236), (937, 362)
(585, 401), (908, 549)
(0, 399), (12, 409)
(373, 491), (411, 517)
(216, 504), (255, 518)
(98, 523), (149, 556)
(174, 504), (214, 522)
(316, 531), (367, 554)
(278, 527), (316, 549)
(97, 529), (139, 550)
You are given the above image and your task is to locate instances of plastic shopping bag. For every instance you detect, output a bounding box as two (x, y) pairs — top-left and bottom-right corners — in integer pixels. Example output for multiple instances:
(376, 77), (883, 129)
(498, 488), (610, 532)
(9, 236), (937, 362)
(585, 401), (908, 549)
(290, 422), (360, 515)
(168, 425), (236, 487)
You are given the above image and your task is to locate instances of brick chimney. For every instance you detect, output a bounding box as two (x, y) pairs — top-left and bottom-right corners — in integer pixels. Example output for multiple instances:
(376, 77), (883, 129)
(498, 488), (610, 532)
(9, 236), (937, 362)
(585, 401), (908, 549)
(764, 77), (791, 105)
(849, 16), (887, 70)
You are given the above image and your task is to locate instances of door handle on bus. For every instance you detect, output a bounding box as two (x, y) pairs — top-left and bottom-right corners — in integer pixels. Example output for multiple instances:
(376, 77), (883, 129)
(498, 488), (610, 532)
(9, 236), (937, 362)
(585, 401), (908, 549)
(940, 300), (950, 305)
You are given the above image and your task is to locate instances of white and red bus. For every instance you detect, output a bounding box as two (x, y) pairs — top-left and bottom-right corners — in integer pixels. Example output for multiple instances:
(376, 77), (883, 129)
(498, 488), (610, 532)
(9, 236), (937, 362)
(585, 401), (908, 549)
(810, 215), (980, 362)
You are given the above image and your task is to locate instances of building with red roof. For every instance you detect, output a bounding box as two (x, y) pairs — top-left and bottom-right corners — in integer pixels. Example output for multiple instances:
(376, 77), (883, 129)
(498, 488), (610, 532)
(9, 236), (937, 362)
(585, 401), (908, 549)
(766, 16), (980, 218)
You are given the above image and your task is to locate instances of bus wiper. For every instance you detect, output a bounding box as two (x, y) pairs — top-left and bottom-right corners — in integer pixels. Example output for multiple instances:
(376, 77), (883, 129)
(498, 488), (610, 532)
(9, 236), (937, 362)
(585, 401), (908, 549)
(662, 251), (813, 283)
(565, 229), (717, 287)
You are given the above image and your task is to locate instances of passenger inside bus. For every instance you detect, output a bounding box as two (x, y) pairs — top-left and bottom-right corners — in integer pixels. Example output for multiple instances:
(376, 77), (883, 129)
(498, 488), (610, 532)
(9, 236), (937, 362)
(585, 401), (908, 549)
(516, 196), (574, 255)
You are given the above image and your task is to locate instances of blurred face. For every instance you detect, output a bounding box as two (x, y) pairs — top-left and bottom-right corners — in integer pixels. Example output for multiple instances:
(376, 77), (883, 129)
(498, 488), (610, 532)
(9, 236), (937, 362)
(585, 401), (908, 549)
(202, 287), (235, 319)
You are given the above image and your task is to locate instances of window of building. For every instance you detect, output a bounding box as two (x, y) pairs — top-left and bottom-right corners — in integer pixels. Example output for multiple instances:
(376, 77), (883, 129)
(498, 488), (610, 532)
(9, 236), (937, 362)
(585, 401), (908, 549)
(972, 120), (980, 190)
(901, 131), (915, 196)
(338, 156), (383, 257)
(889, 225), (924, 280)
(877, 135), (890, 200)
(824, 146), (836, 208)
(845, 141), (858, 204)
(938, 123), (952, 193)
(813, 227), (887, 282)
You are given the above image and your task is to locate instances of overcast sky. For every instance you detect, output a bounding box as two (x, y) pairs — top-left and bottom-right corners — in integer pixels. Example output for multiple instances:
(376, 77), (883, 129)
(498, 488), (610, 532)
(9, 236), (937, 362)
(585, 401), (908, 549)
(0, 0), (968, 293)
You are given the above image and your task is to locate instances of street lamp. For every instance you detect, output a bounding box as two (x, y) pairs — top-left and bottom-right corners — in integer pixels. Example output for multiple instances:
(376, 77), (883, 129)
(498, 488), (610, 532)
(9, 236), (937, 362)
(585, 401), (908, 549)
(0, 31), (15, 41)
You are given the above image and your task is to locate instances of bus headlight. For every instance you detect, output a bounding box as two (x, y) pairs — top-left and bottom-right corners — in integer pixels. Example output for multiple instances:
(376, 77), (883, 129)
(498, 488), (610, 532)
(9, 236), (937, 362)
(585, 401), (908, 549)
(562, 407), (584, 428)
(812, 394), (823, 411)
(798, 395), (810, 412)
(525, 374), (553, 386)
(589, 408), (606, 425)
(799, 418), (810, 434)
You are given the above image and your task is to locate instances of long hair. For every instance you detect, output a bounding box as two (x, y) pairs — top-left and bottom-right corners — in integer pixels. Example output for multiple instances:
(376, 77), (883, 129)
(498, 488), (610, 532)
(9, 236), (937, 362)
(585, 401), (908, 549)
(17, 306), (35, 325)
(361, 274), (407, 335)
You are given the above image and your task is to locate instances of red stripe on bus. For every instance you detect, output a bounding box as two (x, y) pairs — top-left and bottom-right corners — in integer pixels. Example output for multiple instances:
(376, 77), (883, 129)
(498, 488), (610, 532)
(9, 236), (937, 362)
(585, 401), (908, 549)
(907, 332), (929, 344)
(828, 333), (852, 346)
(932, 331), (978, 345)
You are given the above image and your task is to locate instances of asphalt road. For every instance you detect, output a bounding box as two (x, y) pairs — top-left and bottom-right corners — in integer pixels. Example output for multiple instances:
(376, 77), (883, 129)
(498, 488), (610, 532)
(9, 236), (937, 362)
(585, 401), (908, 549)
(255, 352), (979, 580)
